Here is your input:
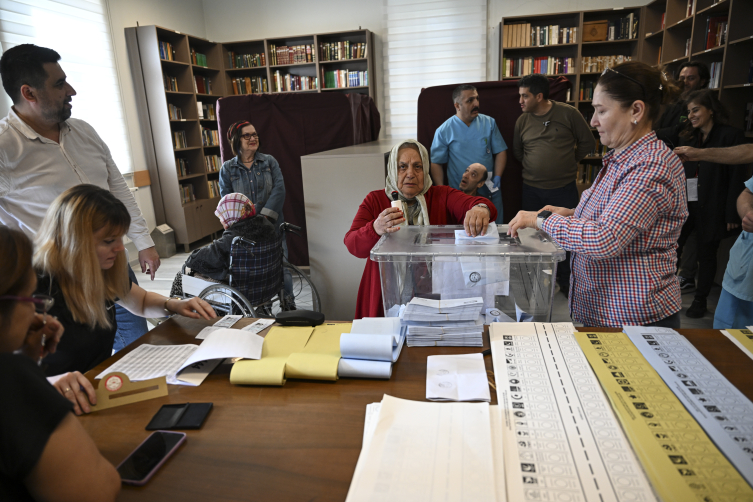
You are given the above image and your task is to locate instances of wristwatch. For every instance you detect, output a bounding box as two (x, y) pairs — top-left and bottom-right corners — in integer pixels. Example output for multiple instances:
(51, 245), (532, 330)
(536, 210), (552, 230)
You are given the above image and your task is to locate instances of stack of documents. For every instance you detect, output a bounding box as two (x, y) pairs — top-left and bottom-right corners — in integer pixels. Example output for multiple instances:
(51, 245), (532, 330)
(401, 297), (485, 347)
(339, 317), (405, 379)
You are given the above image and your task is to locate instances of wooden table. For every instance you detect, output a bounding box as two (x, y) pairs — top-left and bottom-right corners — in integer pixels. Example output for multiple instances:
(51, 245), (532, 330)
(80, 320), (752, 501)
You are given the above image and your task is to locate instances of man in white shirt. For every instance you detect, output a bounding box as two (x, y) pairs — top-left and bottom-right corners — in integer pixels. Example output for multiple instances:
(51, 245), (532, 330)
(0, 44), (160, 351)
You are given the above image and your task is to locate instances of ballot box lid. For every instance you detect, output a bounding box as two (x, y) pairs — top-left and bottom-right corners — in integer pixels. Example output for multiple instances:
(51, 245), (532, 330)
(370, 225), (566, 263)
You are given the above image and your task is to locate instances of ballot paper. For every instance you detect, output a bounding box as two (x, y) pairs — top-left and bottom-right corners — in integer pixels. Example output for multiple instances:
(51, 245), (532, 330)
(339, 317), (405, 379)
(405, 316), (484, 347)
(96, 329), (264, 386)
(345, 395), (498, 502)
(241, 318), (276, 334)
(213, 314), (242, 328)
(454, 222), (499, 241)
(723, 328), (753, 361)
(402, 296), (484, 322)
(426, 353), (491, 402)
(338, 359), (392, 379)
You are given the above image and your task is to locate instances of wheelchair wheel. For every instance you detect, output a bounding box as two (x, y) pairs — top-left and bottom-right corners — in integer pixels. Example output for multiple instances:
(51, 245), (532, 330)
(253, 263), (321, 316)
(198, 284), (257, 317)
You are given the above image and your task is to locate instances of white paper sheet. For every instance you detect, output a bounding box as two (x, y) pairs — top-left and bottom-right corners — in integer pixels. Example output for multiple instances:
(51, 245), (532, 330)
(340, 333), (396, 362)
(240, 318), (276, 334)
(454, 222), (498, 241)
(350, 317), (402, 343)
(339, 359), (392, 379)
(426, 353), (491, 402)
(96, 344), (197, 382)
(177, 328), (263, 373)
(213, 314), (242, 328)
(196, 326), (220, 339)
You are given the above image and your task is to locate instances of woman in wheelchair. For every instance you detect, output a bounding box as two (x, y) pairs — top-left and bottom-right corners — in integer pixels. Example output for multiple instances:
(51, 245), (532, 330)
(34, 185), (217, 376)
(181, 193), (276, 281)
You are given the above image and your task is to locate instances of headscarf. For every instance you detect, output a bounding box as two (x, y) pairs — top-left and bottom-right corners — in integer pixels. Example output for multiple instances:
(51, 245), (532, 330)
(384, 139), (433, 226)
(215, 193), (256, 229)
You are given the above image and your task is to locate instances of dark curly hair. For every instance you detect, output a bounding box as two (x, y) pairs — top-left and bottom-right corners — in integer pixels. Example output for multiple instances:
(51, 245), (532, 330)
(679, 89), (729, 140)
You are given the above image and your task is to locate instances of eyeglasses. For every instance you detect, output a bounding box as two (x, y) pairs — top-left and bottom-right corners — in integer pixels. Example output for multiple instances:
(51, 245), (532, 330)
(601, 67), (646, 101)
(240, 133), (259, 141)
(0, 294), (55, 317)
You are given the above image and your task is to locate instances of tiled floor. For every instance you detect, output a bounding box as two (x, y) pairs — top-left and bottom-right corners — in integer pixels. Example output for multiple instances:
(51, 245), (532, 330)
(136, 253), (719, 329)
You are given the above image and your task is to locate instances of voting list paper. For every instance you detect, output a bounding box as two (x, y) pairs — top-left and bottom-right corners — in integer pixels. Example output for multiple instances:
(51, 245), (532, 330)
(346, 395), (498, 502)
(490, 322), (655, 502)
(723, 329), (753, 361)
(624, 326), (753, 488)
(426, 353), (491, 402)
(575, 331), (753, 502)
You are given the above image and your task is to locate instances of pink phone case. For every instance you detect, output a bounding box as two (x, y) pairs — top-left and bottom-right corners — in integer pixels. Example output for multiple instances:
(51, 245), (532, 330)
(118, 431), (186, 486)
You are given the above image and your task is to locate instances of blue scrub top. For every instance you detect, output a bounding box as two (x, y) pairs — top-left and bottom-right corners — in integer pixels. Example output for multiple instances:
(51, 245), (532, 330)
(723, 175), (753, 301)
(430, 114), (507, 189)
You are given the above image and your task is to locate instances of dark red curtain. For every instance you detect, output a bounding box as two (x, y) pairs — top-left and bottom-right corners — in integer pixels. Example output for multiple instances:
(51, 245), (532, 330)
(217, 93), (380, 266)
(417, 77), (571, 221)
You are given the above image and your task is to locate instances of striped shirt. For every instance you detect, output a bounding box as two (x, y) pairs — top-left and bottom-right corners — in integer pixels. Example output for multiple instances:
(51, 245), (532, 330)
(541, 131), (688, 327)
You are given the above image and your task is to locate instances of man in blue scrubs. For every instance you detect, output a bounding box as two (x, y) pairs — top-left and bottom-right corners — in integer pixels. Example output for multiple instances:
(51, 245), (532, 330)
(430, 85), (507, 223)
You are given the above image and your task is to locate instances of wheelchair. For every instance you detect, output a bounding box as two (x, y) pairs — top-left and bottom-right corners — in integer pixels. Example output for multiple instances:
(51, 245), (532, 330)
(180, 222), (320, 317)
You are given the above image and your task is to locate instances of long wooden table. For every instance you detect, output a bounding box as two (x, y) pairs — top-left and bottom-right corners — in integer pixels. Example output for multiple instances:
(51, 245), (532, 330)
(80, 319), (753, 501)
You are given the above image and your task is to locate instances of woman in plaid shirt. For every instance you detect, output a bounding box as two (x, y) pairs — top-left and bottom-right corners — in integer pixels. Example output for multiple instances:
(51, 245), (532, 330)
(509, 62), (688, 328)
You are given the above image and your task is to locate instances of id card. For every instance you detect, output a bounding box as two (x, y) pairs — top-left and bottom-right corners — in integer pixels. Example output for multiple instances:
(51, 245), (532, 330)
(687, 177), (698, 201)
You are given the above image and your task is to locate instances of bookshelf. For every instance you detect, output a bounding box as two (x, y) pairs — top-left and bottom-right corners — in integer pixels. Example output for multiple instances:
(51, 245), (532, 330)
(499, 6), (644, 192)
(126, 26), (376, 249)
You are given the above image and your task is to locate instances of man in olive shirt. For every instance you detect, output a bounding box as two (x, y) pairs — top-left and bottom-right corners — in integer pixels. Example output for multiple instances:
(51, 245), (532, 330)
(513, 74), (594, 296)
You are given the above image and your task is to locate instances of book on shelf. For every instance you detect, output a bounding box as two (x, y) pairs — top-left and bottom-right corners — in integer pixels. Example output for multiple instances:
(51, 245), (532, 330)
(205, 155), (221, 173)
(227, 52), (266, 68)
(268, 44), (315, 66)
(319, 41), (367, 61)
(503, 23), (577, 48)
(176, 158), (189, 177)
(660, 13), (665, 30)
(705, 16), (728, 50)
(190, 48), (208, 67)
(686, 0), (696, 18)
(657, 46), (662, 65)
(197, 102), (216, 120)
(566, 88), (571, 102)
(322, 69), (368, 88)
(501, 56), (574, 77)
(709, 61), (722, 89)
(685, 38), (691, 57)
(581, 55), (632, 73)
(579, 81), (595, 101)
(272, 71), (317, 92)
(158, 41), (175, 61)
(163, 75), (178, 92)
(201, 126), (220, 146)
(173, 130), (188, 149)
(193, 75), (213, 95)
(607, 14), (638, 41)
(231, 76), (268, 95)
(180, 184), (196, 205)
(168, 103), (183, 120)
(577, 164), (602, 184)
(207, 179), (221, 198)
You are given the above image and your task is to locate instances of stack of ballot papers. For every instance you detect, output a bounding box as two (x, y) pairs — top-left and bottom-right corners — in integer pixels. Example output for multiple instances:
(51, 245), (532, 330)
(401, 297), (485, 347)
(339, 317), (406, 379)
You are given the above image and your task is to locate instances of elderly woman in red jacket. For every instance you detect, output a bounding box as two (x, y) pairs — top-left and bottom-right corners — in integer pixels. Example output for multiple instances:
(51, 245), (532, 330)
(344, 139), (497, 318)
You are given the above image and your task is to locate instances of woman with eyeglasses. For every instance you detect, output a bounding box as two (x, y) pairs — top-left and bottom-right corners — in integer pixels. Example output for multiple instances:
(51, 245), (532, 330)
(33, 184), (217, 383)
(0, 226), (121, 501)
(509, 62), (688, 328)
(219, 121), (293, 298)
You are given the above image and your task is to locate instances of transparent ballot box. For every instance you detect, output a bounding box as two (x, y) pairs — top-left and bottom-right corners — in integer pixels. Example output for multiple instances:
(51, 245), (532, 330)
(370, 225), (566, 322)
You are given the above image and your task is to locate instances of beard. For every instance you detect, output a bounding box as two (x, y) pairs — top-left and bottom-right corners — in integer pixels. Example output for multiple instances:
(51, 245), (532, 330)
(41, 104), (71, 123)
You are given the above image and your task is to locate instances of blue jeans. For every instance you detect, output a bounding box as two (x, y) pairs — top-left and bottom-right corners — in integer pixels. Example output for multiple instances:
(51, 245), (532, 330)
(113, 267), (149, 352)
(714, 288), (753, 329)
(477, 185), (503, 223)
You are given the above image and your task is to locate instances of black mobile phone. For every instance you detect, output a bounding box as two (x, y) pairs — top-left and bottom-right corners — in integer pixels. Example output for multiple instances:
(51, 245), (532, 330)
(117, 431), (186, 486)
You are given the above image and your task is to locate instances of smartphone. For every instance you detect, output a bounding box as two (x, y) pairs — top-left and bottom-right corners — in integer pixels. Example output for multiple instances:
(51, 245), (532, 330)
(117, 431), (186, 485)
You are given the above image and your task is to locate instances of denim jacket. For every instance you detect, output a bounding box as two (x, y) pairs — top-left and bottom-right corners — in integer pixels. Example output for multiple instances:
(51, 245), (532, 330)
(218, 152), (285, 222)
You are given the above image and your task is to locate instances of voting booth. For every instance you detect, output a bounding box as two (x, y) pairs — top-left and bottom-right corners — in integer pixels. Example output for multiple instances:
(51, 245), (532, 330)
(370, 225), (566, 322)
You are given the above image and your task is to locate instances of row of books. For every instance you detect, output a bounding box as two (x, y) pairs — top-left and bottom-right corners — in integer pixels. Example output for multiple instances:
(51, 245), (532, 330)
(205, 155), (221, 173)
(190, 48), (208, 67)
(168, 103), (183, 120)
(319, 41), (367, 61)
(164, 75), (178, 92)
(180, 184), (196, 205)
(201, 126), (220, 146)
(577, 164), (602, 184)
(501, 56), (574, 77)
(272, 71), (317, 92)
(173, 130), (188, 149)
(207, 179), (221, 198)
(581, 55), (632, 73)
(709, 61), (722, 89)
(322, 70), (368, 89)
(503, 23), (578, 48)
(176, 158), (190, 177)
(705, 16), (728, 50)
(197, 102), (216, 120)
(269, 44), (314, 66)
(579, 81), (596, 101)
(607, 14), (638, 41)
(194, 76), (212, 95)
(231, 76), (268, 95)
(158, 41), (176, 61)
(227, 52), (266, 69)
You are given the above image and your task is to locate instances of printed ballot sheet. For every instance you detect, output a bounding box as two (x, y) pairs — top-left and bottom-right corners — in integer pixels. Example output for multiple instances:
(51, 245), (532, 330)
(575, 331), (753, 502)
(426, 353), (491, 402)
(346, 395), (498, 502)
(623, 326), (753, 488)
(723, 329), (753, 361)
(489, 322), (656, 502)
